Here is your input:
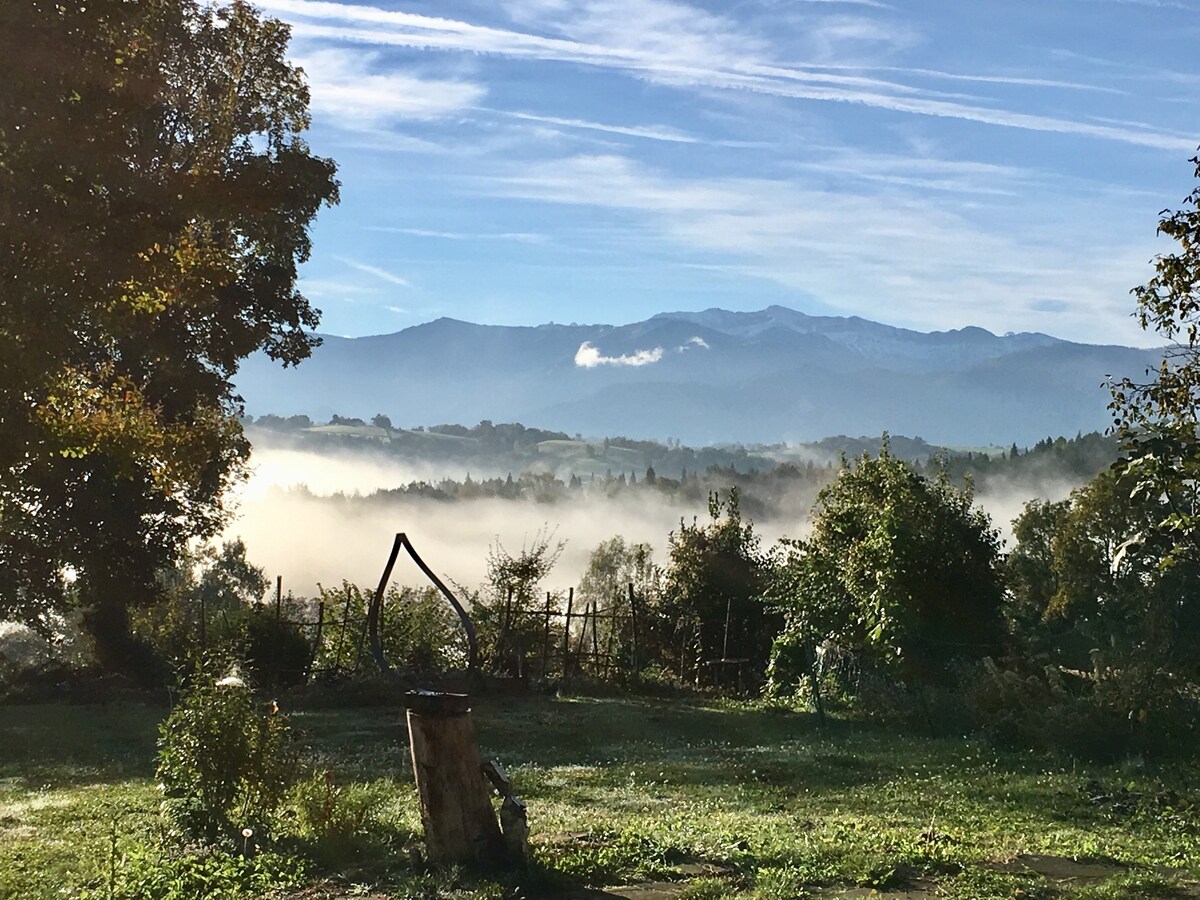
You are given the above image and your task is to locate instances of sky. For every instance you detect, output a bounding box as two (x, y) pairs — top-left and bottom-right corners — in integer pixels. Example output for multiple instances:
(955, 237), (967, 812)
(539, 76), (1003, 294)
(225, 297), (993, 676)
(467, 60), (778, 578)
(255, 0), (1200, 347)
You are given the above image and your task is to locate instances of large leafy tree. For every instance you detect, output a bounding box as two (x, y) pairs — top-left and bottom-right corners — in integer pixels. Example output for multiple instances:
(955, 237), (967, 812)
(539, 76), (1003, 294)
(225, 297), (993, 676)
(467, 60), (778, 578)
(662, 489), (776, 680)
(1007, 470), (1200, 723)
(1110, 148), (1200, 565)
(1045, 470), (1200, 678)
(0, 0), (338, 672)
(770, 446), (1004, 688)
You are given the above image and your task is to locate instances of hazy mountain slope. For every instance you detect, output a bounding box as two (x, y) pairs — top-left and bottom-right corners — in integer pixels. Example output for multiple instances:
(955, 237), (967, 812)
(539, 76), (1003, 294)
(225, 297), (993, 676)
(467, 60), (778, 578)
(233, 307), (1159, 445)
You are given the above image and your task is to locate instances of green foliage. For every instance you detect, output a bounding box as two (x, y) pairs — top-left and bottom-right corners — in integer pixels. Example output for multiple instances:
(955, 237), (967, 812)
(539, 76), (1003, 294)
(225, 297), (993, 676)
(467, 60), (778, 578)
(962, 659), (1128, 759)
(475, 528), (565, 673)
(536, 829), (681, 884)
(289, 771), (396, 867)
(1005, 498), (1072, 653)
(1005, 469), (1200, 746)
(0, 0), (338, 674)
(577, 535), (661, 677)
(1110, 150), (1200, 569)
(769, 445), (1005, 694)
(311, 581), (465, 677)
(679, 877), (738, 899)
(663, 488), (777, 683)
(156, 666), (301, 845)
(81, 846), (306, 900)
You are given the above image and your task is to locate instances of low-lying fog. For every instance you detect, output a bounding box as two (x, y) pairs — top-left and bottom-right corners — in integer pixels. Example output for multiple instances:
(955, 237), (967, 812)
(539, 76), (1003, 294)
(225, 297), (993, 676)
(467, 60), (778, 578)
(226, 444), (1081, 600)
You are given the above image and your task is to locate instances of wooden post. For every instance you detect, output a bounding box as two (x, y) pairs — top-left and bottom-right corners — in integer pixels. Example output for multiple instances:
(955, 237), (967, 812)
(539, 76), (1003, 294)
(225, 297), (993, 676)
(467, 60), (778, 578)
(405, 692), (504, 867)
(541, 592), (552, 678)
(333, 585), (353, 673)
(628, 583), (639, 679)
(562, 587), (574, 678)
(590, 601), (600, 670)
(311, 599), (325, 678)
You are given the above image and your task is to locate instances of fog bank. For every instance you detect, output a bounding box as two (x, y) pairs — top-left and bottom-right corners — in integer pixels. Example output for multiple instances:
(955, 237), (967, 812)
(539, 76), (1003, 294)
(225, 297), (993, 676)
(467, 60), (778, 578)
(225, 445), (1088, 600)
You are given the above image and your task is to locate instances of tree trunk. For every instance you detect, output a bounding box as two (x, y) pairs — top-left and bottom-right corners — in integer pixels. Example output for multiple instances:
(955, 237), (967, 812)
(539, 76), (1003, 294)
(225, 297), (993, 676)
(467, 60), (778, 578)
(405, 692), (504, 868)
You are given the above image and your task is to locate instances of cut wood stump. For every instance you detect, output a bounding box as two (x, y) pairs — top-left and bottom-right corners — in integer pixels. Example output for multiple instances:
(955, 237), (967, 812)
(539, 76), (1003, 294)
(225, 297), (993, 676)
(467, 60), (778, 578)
(404, 691), (505, 868)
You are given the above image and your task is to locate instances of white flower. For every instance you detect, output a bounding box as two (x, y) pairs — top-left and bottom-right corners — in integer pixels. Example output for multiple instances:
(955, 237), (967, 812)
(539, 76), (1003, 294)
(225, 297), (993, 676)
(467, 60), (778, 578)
(242, 827), (254, 838)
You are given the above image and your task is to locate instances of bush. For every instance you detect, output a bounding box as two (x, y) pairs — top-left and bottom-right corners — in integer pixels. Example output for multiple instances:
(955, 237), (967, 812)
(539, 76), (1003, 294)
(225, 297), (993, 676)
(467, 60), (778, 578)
(157, 663), (302, 845)
(311, 582), (465, 678)
(962, 659), (1130, 759)
(290, 771), (396, 866)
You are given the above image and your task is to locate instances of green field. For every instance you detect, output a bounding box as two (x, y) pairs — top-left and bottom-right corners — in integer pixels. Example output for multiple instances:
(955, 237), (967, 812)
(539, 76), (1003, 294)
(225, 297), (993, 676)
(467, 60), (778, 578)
(0, 694), (1197, 899)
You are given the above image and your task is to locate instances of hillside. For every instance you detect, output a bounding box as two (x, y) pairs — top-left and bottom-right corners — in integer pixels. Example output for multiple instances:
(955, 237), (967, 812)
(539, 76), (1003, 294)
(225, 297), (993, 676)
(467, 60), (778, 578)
(233, 306), (1158, 445)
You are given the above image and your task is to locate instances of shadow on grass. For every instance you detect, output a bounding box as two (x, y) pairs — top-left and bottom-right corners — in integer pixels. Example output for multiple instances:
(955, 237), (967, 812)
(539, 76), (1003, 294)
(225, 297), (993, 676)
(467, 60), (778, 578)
(0, 702), (164, 787)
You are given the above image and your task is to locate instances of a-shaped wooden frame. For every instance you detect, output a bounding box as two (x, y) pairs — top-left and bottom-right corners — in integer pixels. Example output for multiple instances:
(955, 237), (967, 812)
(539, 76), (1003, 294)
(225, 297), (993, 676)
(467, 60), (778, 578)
(367, 532), (479, 676)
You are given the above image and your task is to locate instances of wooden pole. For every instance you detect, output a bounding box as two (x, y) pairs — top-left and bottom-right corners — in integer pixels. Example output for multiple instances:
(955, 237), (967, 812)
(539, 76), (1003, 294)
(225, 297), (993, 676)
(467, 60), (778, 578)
(562, 587), (574, 679)
(332, 585), (352, 673)
(311, 599), (325, 679)
(404, 692), (504, 868)
(542, 592), (552, 678)
(628, 583), (639, 679)
(590, 601), (600, 671)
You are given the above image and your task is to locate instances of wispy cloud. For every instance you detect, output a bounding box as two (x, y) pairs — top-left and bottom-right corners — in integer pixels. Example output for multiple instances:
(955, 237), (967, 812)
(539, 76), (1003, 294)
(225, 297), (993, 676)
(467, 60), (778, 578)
(488, 153), (1158, 343)
(492, 109), (703, 144)
(293, 47), (484, 129)
(368, 227), (547, 243)
(337, 256), (413, 287)
(575, 341), (665, 367)
(263, 0), (1193, 150)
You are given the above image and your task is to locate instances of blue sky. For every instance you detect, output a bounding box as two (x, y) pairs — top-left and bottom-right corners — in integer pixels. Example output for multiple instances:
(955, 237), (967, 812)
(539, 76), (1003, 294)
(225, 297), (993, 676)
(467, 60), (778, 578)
(256, 0), (1200, 346)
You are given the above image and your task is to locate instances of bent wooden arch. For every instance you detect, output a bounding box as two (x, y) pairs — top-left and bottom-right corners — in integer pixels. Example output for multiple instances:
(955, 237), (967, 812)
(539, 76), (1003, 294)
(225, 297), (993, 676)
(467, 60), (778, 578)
(367, 532), (479, 676)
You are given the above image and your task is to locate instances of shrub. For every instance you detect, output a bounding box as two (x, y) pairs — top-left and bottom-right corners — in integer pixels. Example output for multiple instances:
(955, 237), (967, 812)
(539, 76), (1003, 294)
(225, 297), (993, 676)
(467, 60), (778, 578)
(157, 664), (302, 845)
(290, 770), (396, 866)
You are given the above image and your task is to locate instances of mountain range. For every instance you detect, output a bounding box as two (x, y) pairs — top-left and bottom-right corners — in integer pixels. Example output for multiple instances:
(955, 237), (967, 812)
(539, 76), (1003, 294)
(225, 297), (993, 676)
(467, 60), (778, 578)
(233, 305), (1160, 446)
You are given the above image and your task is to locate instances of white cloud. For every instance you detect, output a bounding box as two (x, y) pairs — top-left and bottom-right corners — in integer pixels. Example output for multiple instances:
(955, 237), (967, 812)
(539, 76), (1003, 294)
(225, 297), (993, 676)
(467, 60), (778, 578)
(293, 47), (484, 129)
(369, 227), (547, 243)
(337, 256), (413, 287)
(679, 336), (709, 351)
(262, 0), (1193, 150)
(574, 341), (665, 367)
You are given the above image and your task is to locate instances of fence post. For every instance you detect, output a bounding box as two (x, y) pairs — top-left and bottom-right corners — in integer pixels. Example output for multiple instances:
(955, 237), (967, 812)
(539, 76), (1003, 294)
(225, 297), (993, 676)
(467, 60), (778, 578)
(574, 600), (591, 674)
(562, 587), (574, 680)
(590, 601), (599, 671)
(542, 592), (552, 678)
(333, 585), (352, 674)
(628, 583), (638, 680)
(312, 599), (325, 679)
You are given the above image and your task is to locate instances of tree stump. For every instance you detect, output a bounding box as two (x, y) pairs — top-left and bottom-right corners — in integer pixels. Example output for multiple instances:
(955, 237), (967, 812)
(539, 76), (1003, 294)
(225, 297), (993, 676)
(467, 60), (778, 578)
(404, 691), (504, 867)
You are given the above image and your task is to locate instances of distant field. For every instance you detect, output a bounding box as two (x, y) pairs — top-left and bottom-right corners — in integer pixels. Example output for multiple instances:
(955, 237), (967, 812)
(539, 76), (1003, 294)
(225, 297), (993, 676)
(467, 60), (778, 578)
(1, 695), (1197, 898)
(304, 424), (390, 439)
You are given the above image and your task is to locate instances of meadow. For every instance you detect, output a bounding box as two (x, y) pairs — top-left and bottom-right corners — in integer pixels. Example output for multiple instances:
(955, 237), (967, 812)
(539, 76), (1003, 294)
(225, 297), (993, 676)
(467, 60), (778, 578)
(1, 690), (1197, 899)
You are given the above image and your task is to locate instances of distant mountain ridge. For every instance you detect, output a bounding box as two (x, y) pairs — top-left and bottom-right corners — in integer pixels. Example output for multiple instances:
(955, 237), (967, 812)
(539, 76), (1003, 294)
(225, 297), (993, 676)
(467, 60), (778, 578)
(233, 305), (1159, 445)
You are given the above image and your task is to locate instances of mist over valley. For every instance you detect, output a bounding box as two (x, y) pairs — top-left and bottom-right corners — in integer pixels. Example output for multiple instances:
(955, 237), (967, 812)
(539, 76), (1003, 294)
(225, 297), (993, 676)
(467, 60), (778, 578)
(229, 421), (1115, 600)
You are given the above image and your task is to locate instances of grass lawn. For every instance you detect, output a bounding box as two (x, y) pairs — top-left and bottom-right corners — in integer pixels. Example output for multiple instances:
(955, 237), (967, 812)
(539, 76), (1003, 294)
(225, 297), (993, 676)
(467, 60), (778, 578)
(0, 693), (1197, 898)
